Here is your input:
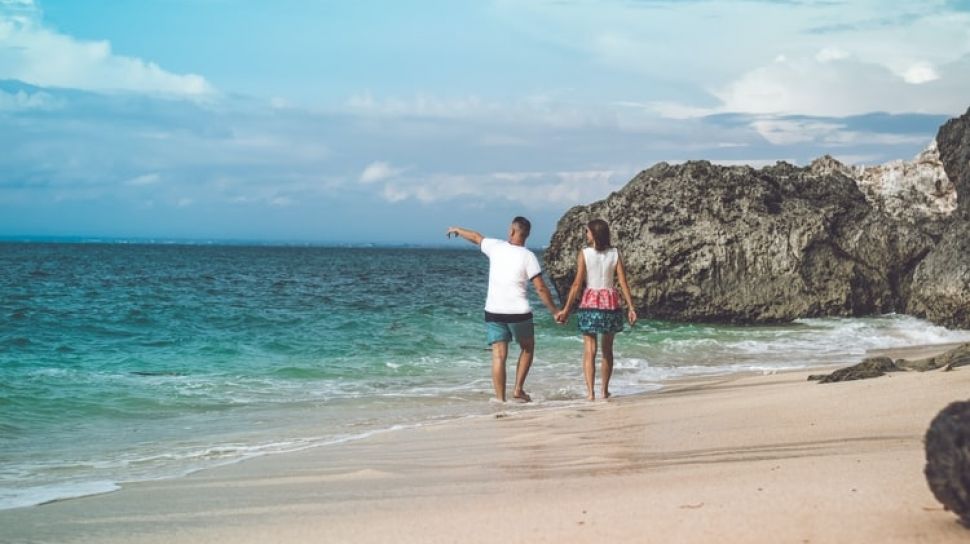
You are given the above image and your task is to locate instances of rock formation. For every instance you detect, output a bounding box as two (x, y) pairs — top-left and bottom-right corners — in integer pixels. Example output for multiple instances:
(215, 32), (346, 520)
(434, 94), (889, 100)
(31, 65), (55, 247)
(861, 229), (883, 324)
(897, 342), (970, 372)
(936, 110), (970, 218)
(808, 343), (970, 382)
(907, 222), (970, 328)
(545, 107), (970, 327)
(924, 400), (970, 527)
(807, 356), (899, 383)
(907, 110), (970, 329)
(840, 141), (955, 227)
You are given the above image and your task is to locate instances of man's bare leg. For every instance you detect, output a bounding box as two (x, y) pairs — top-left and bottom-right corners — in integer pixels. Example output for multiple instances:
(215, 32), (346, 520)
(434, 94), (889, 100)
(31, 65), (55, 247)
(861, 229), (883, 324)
(491, 341), (508, 402)
(583, 334), (598, 401)
(512, 336), (534, 402)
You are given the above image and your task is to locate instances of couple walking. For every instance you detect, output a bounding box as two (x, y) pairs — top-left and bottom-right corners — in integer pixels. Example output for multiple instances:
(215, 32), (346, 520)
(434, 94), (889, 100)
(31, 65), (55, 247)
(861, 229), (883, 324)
(447, 216), (637, 402)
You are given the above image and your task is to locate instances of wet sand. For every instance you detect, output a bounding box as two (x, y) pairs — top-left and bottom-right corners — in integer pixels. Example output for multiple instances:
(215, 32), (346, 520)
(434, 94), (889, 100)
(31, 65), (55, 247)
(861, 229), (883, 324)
(2, 344), (968, 543)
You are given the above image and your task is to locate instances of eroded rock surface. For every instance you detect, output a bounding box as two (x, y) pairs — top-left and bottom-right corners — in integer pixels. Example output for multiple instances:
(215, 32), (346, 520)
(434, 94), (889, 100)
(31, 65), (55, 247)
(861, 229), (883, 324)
(925, 400), (970, 527)
(545, 107), (970, 327)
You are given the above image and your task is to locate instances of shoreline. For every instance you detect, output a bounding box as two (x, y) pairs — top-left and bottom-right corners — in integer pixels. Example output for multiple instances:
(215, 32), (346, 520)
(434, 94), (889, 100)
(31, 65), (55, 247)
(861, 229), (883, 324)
(0, 345), (860, 512)
(2, 342), (968, 543)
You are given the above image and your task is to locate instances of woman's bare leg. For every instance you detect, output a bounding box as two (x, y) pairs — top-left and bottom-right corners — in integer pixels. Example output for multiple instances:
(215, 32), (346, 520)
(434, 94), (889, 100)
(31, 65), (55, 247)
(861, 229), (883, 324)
(601, 333), (615, 399)
(583, 334), (597, 400)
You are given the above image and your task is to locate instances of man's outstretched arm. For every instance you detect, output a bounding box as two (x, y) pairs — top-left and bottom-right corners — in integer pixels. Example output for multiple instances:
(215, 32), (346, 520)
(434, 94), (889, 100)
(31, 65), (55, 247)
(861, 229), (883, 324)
(446, 226), (484, 246)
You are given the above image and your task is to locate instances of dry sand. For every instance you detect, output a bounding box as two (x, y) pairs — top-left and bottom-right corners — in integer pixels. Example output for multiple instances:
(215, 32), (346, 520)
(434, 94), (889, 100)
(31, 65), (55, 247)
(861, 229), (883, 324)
(2, 344), (969, 543)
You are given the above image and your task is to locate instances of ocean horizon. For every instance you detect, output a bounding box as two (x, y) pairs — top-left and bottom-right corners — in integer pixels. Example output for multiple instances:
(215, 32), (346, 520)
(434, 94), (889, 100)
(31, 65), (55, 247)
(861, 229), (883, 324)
(3, 242), (970, 510)
(0, 236), (480, 250)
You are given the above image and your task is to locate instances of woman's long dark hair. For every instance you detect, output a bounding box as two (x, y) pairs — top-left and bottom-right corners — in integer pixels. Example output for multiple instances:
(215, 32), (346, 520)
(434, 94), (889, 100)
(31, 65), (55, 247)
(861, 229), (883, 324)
(587, 219), (612, 251)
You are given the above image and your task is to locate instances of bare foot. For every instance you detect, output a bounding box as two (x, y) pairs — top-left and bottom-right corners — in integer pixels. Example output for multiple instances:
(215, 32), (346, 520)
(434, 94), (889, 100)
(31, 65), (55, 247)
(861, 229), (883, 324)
(602, 391), (611, 399)
(586, 393), (595, 401)
(511, 390), (532, 403)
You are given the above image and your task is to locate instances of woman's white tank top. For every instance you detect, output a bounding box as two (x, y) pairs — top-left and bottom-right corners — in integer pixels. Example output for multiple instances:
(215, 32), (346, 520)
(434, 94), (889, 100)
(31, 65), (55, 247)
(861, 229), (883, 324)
(583, 247), (618, 290)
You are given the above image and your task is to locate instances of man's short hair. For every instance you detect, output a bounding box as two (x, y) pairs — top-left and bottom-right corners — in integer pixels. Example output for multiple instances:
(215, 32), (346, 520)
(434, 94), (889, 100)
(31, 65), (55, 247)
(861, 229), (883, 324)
(512, 216), (531, 238)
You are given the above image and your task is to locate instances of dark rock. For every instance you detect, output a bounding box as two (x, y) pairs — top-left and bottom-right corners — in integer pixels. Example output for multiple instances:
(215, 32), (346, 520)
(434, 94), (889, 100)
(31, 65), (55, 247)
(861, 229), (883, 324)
(907, 218), (970, 330)
(897, 343), (970, 372)
(937, 107), (970, 219)
(544, 106), (970, 327)
(905, 108), (970, 329)
(814, 356), (899, 383)
(924, 400), (970, 527)
(545, 159), (941, 323)
(812, 343), (970, 382)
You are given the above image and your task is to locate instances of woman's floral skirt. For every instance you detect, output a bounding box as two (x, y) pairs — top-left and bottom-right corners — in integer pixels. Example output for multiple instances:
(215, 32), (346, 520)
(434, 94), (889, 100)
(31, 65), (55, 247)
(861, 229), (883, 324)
(577, 308), (624, 335)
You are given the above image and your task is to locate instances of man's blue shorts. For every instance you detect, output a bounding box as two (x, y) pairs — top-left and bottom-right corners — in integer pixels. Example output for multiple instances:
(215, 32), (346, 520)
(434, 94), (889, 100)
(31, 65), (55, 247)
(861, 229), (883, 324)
(485, 319), (534, 345)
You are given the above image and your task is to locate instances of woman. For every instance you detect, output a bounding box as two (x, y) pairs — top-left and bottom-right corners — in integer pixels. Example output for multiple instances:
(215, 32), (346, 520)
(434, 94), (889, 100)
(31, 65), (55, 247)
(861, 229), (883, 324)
(556, 219), (637, 400)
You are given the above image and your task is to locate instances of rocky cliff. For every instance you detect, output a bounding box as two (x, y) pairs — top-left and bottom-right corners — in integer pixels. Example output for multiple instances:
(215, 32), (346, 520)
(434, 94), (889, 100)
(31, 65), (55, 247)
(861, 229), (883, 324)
(906, 110), (970, 329)
(544, 107), (970, 327)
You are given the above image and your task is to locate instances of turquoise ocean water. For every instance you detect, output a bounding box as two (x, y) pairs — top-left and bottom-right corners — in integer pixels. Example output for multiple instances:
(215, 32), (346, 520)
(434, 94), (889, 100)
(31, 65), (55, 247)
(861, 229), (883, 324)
(3, 242), (970, 509)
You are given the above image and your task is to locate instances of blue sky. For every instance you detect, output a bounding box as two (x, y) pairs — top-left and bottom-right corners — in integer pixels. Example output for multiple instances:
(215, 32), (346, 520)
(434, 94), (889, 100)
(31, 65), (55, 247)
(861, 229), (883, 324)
(1, 0), (969, 245)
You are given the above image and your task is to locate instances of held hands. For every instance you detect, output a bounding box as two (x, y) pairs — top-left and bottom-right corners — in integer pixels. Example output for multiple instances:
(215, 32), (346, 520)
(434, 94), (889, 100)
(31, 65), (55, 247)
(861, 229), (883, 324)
(554, 309), (569, 324)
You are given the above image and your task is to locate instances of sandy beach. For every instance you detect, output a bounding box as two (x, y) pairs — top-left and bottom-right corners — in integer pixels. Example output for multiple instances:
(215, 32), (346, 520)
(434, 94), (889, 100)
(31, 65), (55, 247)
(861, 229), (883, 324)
(2, 343), (968, 544)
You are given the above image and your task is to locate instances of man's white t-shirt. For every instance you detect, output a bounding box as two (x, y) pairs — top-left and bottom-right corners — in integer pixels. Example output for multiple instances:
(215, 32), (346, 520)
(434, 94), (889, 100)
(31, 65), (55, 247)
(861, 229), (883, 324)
(480, 238), (542, 315)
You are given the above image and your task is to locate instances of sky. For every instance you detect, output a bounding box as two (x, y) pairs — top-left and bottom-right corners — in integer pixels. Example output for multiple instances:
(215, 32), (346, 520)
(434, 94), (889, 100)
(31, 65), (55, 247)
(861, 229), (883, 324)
(1, 0), (969, 246)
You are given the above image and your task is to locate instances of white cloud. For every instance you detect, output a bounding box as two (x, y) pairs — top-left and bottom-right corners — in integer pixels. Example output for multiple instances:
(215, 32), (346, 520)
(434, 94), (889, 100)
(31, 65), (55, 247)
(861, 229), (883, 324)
(124, 173), (161, 187)
(377, 169), (624, 207)
(712, 54), (970, 117)
(823, 131), (929, 147)
(227, 185), (306, 207)
(345, 92), (624, 130)
(0, 0), (35, 14)
(347, 92), (496, 119)
(750, 117), (929, 148)
(479, 134), (531, 147)
(381, 184), (410, 203)
(270, 196), (292, 207)
(0, 88), (58, 110)
(0, 3), (214, 98)
(0, 0), (35, 21)
(359, 161), (404, 184)
(903, 62), (940, 84)
(625, 100), (712, 121)
(226, 132), (329, 162)
(815, 47), (849, 63)
(752, 119), (847, 146)
(494, 0), (970, 119)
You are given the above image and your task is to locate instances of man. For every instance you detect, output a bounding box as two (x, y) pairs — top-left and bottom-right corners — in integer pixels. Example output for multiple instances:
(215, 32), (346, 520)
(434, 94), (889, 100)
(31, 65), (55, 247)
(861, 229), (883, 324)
(447, 217), (560, 403)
